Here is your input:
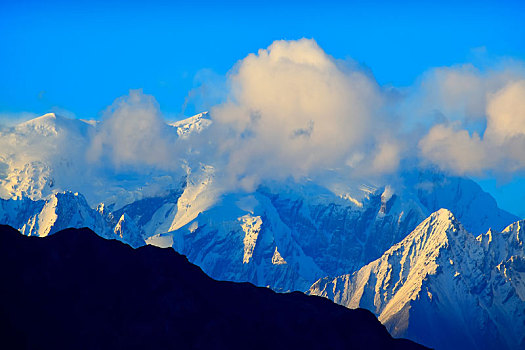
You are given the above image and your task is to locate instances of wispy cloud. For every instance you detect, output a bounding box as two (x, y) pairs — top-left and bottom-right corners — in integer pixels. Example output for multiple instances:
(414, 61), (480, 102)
(88, 89), (180, 170)
(0, 112), (39, 127)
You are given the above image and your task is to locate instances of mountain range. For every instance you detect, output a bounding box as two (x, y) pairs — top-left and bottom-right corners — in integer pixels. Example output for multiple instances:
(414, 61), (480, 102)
(1, 112), (524, 349)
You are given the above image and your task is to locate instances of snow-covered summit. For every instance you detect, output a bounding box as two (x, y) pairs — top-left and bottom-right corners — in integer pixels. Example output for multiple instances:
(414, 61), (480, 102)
(170, 112), (212, 138)
(0, 112), (191, 205)
(15, 112), (92, 137)
(0, 113), (94, 201)
(16, 113), (59, 135)
(309, 209), (525, 350)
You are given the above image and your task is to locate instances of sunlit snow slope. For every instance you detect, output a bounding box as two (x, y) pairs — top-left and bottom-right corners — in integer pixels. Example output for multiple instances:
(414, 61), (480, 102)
(309, 209), (525, 350)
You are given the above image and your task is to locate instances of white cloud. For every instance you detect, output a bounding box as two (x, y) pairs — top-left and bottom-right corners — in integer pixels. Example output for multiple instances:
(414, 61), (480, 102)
(486, 80), (525, 141)
(208, 39), (401, 190)
(419, 79), (525, 175)
(5, 39), (525, 198)
(401, 62), (525, 130)
(88, 89), (179, 170)
(419, 123), (490, 175)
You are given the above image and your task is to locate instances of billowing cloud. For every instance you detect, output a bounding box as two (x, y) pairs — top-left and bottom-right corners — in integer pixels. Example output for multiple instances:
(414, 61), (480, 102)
(419, 123), (490, 174)
(419, 79), (525, 175)
(208, 39), (402, 190)
(406, 62), (525, 122)
(486, 80), (525, 141)
(88, 89), (179, 170)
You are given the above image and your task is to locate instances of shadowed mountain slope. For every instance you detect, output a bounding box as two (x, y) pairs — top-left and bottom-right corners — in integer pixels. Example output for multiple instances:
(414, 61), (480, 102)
(0, 225), (427, 350)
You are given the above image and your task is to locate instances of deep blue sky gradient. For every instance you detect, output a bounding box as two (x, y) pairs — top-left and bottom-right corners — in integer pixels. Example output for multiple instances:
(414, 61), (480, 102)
(1, 0), (525, 215)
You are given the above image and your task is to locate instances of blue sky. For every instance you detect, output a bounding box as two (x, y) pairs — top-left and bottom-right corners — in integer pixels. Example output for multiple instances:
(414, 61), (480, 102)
(2, 0), (524, 117)
(1, 0), (525, 215)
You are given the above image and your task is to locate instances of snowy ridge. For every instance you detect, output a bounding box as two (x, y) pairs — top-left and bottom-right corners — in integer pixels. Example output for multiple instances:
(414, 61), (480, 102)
(113, 213), (144, 248)
(309, 209), (525, 350)
(239, 214), (262, 264)
(144, 182), (427, 291)
(272, 246), (287, 265)
(147, 192), (324, 291)
(170, 112), (212, 138)
(0, 191), (145, 247)
(167, 164), (218, 232)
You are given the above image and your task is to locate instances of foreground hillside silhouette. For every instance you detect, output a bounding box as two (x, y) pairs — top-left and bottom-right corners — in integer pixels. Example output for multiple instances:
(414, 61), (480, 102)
(0, 225), (427, 350)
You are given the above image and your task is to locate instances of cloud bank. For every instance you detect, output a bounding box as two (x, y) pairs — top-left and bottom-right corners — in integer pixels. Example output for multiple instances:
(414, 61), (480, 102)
(202, 39), (525, 189)
(3, 38), (525, 200)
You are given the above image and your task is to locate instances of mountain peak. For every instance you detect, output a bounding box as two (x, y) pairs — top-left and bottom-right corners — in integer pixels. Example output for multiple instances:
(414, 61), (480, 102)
(424, 208), (458, 229)
(36, 112), (57, 120)
(432, 207), (454, 218)
(19, 112), (64, 126)
(170, 111), (212, 138)
(398, 208), (464, 254)
(14, 113), (92, 138)
(309, 209), (525, 349)
(17, 113), (59, 134)
(477, 219), (525, 261)
(502, 219), (525, 239)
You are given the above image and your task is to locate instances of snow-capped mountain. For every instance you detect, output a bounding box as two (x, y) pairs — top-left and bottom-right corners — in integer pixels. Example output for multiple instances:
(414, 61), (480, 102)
(308, 209), (525, 350)
(170, 111), (212, 138)
(140, 171), (517, 291)
(0, 113), (91, 200)
(0, 113), (519, 292)
(0, 112), (184, 208)
(1, 112), (523, 348)
(0, 191), (145, 247)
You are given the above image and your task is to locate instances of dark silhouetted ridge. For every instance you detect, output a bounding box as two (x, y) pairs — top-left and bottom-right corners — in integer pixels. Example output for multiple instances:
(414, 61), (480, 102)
(0, 225), (428, 350)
